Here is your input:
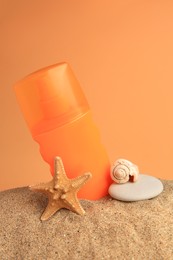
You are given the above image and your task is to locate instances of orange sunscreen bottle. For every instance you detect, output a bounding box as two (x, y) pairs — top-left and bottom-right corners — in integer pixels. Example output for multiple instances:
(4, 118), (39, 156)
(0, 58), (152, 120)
(14, 63), (111, 199)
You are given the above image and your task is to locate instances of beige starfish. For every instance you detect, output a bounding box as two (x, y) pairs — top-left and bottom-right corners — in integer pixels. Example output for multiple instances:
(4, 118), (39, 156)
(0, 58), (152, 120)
(29, 156), (92, 221)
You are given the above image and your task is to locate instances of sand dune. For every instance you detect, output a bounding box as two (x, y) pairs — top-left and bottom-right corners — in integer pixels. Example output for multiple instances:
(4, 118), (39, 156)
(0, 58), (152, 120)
(0, 180), (173, 259)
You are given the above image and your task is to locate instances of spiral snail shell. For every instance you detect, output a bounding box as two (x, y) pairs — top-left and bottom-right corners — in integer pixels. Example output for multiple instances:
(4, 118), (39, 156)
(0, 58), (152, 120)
(110, 159), (139, 184)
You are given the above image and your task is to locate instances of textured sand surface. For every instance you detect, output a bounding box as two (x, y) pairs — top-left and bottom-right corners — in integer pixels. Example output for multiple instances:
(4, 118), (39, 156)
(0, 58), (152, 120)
(0, 180), (173, 260)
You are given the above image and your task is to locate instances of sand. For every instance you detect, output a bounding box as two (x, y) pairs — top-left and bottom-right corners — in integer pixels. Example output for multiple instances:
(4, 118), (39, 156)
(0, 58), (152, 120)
(0, 179), (173, 260)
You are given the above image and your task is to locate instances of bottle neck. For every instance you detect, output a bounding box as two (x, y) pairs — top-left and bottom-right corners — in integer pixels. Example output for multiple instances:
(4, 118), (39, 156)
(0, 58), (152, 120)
(31, 110), (90, 136)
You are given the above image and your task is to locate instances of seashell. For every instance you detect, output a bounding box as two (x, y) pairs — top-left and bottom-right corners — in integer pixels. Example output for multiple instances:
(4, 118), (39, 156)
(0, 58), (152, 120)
(110, 159), (139, 184)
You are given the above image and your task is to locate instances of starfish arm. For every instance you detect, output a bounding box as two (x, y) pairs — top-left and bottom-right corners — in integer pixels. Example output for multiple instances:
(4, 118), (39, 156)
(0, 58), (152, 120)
(41, 200), (64, 221)
(29, 180), (54, 192)
(62, 193), (85, 216)
(54, 157), (69, 188)
(71, 172), (92, 192)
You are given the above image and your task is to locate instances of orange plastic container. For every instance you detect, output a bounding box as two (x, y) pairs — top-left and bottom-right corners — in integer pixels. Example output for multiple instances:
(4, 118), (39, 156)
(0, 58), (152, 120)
(14, 62), (111, 199)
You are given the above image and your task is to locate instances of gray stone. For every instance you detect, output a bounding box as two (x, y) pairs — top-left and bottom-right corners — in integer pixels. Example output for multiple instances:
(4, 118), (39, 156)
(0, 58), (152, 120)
(108, 174), (163, 201)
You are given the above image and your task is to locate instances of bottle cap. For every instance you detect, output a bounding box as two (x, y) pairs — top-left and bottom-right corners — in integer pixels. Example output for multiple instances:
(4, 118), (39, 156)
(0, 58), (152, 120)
(14, 63), (90, 132)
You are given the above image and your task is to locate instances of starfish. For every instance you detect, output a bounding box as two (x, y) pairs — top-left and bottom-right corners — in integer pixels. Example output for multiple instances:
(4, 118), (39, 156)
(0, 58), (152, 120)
(29, 156), (92, 221)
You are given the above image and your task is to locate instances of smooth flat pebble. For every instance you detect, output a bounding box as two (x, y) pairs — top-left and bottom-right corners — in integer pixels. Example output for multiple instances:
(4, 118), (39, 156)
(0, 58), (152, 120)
(109, 174), (163, 201)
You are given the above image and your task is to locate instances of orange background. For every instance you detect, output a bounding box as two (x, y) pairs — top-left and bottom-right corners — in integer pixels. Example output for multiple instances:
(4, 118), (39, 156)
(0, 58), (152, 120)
(1, 0), (173, 191)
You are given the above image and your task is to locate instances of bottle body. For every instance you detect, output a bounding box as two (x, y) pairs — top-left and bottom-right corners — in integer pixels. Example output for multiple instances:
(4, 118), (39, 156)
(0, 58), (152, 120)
(33, 111), (111, 200)
(14, 62), (111, 200)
